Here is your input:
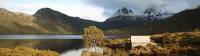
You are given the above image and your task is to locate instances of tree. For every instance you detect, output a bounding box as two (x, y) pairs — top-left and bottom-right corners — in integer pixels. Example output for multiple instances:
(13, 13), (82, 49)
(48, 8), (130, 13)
(83, 26), (104, 48)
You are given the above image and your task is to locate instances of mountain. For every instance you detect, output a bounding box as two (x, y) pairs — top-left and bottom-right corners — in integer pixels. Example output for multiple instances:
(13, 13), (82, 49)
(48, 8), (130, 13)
(0, 7), (199, 35)
(110, 7), (134, 18)
(105, 7), (146, 30)
(104, 7), (200, 35)
(0, 8), (101, 34)
(154, 6), (200, 32)
(33, 8), (102, 34)
(107, 7), (145, 21)
(0, 8), (49, 34)
(143, 6), (174, 20)
(104, 7), (174, 31)
(107, 7), (173, 21)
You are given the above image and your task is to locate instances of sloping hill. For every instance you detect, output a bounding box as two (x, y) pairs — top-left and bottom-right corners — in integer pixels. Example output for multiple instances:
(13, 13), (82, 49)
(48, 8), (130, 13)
(0, 8), (102, 34)
(33, 8), (102, 34)
(0, 8), (48, 34)
(0, 7), (199, 34)
(145, 6), (200, 34)
(104, 7), (200, 35)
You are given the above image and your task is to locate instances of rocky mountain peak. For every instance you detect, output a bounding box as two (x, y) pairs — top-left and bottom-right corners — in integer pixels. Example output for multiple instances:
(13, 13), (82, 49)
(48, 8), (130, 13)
(34, 8), (55, 15)
(37, 8), (53, 12)
(110, 7), (134, 18)
(33, 7), (69, 20)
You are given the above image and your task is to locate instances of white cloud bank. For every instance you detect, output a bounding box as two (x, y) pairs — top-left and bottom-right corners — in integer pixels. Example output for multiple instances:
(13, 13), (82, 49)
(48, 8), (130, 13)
(0, 0), (106, 22)
(84, 0), (200, 17)
(0, 0), (200, 22)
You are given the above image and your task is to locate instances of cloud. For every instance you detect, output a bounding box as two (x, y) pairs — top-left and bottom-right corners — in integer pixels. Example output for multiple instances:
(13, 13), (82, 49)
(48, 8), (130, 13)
(84, 0), (200, 17)
(185, 0), (200, 8)
(0, 0), (200, 22)
(0, 0), (106, 22)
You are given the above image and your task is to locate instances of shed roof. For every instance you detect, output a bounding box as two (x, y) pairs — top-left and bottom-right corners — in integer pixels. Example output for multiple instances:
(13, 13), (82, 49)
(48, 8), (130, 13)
(131, 36), (150, 42)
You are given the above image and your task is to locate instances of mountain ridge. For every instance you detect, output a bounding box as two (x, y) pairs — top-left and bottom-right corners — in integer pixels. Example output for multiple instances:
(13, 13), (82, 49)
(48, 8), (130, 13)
(0, 7), (199, 34)
(104, 7), (200, 35)
(34, 8), (103, 34)
(110, 7), (134, 18)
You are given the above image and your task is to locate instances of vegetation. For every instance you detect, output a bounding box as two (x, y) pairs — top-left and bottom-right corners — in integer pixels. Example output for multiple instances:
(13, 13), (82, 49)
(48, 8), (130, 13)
(81, 50), (103, 56)
(101, 32), (200, 56)
(82, 26), (105, 56)
(148, 32), (200, 56)
(83, 26), (104, 48)
(81, 26), (200, 56)
(0, 46), (60, 56)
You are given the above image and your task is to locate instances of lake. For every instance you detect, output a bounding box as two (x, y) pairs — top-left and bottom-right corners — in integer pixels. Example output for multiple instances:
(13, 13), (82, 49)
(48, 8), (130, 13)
(0, 35), (127, 56)
(0, 35), (121, 39)
(61, 48), (83, 56)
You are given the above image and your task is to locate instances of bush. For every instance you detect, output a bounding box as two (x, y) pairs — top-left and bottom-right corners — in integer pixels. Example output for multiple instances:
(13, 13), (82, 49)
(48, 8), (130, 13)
(81, 50), (103, 56)
(0, 46), (60, 56)
(83, 26), (105, 48)
(112, 49), (129, 56)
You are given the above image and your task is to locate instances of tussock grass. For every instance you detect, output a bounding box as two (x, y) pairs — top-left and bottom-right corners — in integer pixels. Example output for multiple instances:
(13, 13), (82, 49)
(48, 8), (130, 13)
(0, 46), (60, 56)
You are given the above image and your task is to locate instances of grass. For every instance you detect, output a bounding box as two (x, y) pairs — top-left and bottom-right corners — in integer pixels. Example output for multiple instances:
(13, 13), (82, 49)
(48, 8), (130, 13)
(102, 32), (200, 56)
(0, 46), (60, 56)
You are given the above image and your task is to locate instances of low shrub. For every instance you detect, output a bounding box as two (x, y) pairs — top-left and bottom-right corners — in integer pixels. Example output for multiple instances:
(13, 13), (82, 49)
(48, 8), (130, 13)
(0, 46), (60, 56)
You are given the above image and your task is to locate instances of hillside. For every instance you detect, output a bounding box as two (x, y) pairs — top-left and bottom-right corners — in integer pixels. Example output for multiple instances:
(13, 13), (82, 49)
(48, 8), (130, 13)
(0, 8), (48, 34)
(0, 8), (102, 34)
(104, 7), (200, 35)
(0, 7), (199, 34)
(33, 8), (102, 34)
(104, 32), (200, 56)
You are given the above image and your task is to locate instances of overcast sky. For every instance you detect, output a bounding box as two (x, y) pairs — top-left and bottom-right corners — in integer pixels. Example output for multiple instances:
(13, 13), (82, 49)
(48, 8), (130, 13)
(0, 0), (200, 22)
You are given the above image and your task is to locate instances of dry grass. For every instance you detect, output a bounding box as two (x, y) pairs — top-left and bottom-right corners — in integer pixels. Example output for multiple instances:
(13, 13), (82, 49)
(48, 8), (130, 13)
(0, 46), (60, 56)
(102, 32), (200, 56)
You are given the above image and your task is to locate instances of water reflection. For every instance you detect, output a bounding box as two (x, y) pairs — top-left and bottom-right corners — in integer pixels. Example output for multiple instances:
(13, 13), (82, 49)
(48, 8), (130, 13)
(0, 35), (123, 39)
(61, 48), (83, 56)
(0, 35), (83, 39)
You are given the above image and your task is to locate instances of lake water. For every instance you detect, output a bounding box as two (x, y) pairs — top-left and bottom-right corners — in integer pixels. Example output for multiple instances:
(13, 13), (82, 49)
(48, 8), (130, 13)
(0, 35), (83, 39)
(0, 35), (121, 39)
(61, 48), (83, 56)
(0, 35), (126, 56)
